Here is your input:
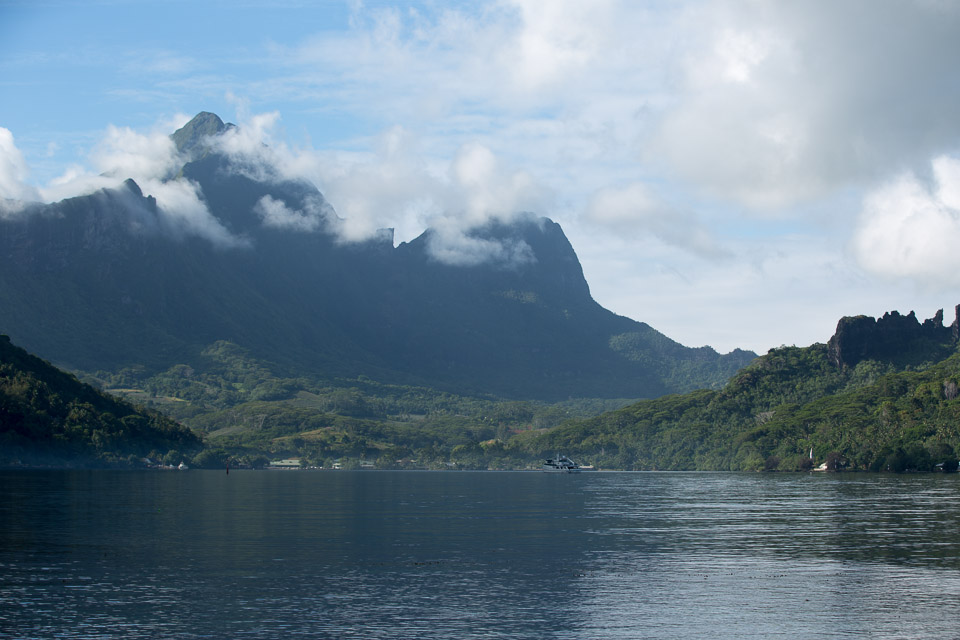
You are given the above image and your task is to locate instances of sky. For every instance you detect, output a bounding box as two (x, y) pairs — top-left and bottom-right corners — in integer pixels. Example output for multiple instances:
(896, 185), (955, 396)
(2, 0), (960, 355)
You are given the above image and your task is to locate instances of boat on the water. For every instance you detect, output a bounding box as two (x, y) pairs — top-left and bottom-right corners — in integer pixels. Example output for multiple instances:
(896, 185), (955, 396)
(542, 454), (581, 473)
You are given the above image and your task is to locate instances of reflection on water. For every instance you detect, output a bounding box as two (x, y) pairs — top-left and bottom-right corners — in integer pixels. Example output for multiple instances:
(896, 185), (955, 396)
(576, 473), (960, 638)
(1, 471), (959, 638)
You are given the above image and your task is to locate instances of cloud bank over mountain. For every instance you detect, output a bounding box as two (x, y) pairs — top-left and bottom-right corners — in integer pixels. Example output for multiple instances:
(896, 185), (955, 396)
(4, 0), (960, 351)
(1, 111), (549, 266)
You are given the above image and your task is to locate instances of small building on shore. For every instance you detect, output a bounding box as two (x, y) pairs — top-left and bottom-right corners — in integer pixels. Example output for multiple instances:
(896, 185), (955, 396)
(268, 458), (301, 469)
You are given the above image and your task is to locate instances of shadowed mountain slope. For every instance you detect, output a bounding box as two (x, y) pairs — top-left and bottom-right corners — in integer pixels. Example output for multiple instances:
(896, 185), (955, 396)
(0, 113), (755, 401)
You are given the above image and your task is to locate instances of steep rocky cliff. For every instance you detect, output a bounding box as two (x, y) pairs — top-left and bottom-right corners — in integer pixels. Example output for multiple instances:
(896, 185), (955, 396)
(827, 306), (959, 369)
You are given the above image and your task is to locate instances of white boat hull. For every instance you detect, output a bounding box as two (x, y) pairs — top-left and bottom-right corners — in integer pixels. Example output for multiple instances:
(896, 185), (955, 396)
(542, 455), (582, 472)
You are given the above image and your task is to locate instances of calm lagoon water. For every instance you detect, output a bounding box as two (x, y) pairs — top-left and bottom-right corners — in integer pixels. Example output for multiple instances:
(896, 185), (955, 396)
(2, 470), (960, 639)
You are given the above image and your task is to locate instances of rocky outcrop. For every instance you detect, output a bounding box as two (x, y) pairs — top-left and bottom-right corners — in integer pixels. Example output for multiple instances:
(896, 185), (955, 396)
(170, 111), (233, 157)
(827, 306), (960, 369)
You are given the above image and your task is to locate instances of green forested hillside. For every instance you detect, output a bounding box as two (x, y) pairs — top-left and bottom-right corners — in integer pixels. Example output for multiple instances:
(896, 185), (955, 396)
(84, 317), (960, 473)
(70, 304), (960, 472)
(13, 300), (957, 472)
(0, 335), (201, 467)
(87, 339), (631, 469)
(518, 342), (960, 471)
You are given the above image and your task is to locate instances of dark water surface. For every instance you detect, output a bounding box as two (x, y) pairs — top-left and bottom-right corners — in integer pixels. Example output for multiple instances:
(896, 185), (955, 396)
(2, 470), (960, 639)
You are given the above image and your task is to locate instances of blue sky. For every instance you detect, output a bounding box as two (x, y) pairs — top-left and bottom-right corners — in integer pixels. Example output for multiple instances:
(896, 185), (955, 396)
(3, 0), (960, 353)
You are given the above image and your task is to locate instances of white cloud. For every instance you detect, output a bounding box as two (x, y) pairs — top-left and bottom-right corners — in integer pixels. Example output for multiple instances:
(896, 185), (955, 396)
(298, 125), (551, 264)
(0, 127), (41, 205)
(425, 220), (536, 268)
(853, 156), (960, 284)
(285, 0), (645, 123)
(421, 222), (533, 268)
(40, 124), (184, 202)
(652, 1), (960, 211)
(31, 120), (245, 248)
(309, 127), (440, 243)
(209, 110), (332, 191)
(149, 178), (248, 248)
(254, 194), (330, 232)
(212, 111), (286, 182)
(276, 0), (960, 222)
(500, 0), (613, 92)
(39, 169), (114, 204)
(420, 141), (549, 265)
(448, 142), (547, 225)
(90, 125), (182, 181)
(936, 155), (960, 211)
(586, 182), (729, 260)
(713, 28), (778, 84)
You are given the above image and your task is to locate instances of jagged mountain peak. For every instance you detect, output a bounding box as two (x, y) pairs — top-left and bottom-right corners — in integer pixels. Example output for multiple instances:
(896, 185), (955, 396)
(121, 178), (143, 198)
(171, 112), (234, 157)
(827, 305), (960, 369)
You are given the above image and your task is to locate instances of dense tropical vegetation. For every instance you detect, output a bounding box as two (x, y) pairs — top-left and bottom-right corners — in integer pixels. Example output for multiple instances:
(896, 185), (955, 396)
(0, 335), (201, 467)
(6, 309), (960, 473)
(522, 344), (960, 472)
(57, 317), (959, 472)
(83, 340), (632, 469)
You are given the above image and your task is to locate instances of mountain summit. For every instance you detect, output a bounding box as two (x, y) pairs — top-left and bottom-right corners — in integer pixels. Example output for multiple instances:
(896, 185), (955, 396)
(170, 111), (232, 156)
(0, 113), (755, 401)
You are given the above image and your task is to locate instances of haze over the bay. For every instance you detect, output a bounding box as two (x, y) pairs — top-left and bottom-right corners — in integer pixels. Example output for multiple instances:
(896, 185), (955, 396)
(2, 0), (960, 354)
